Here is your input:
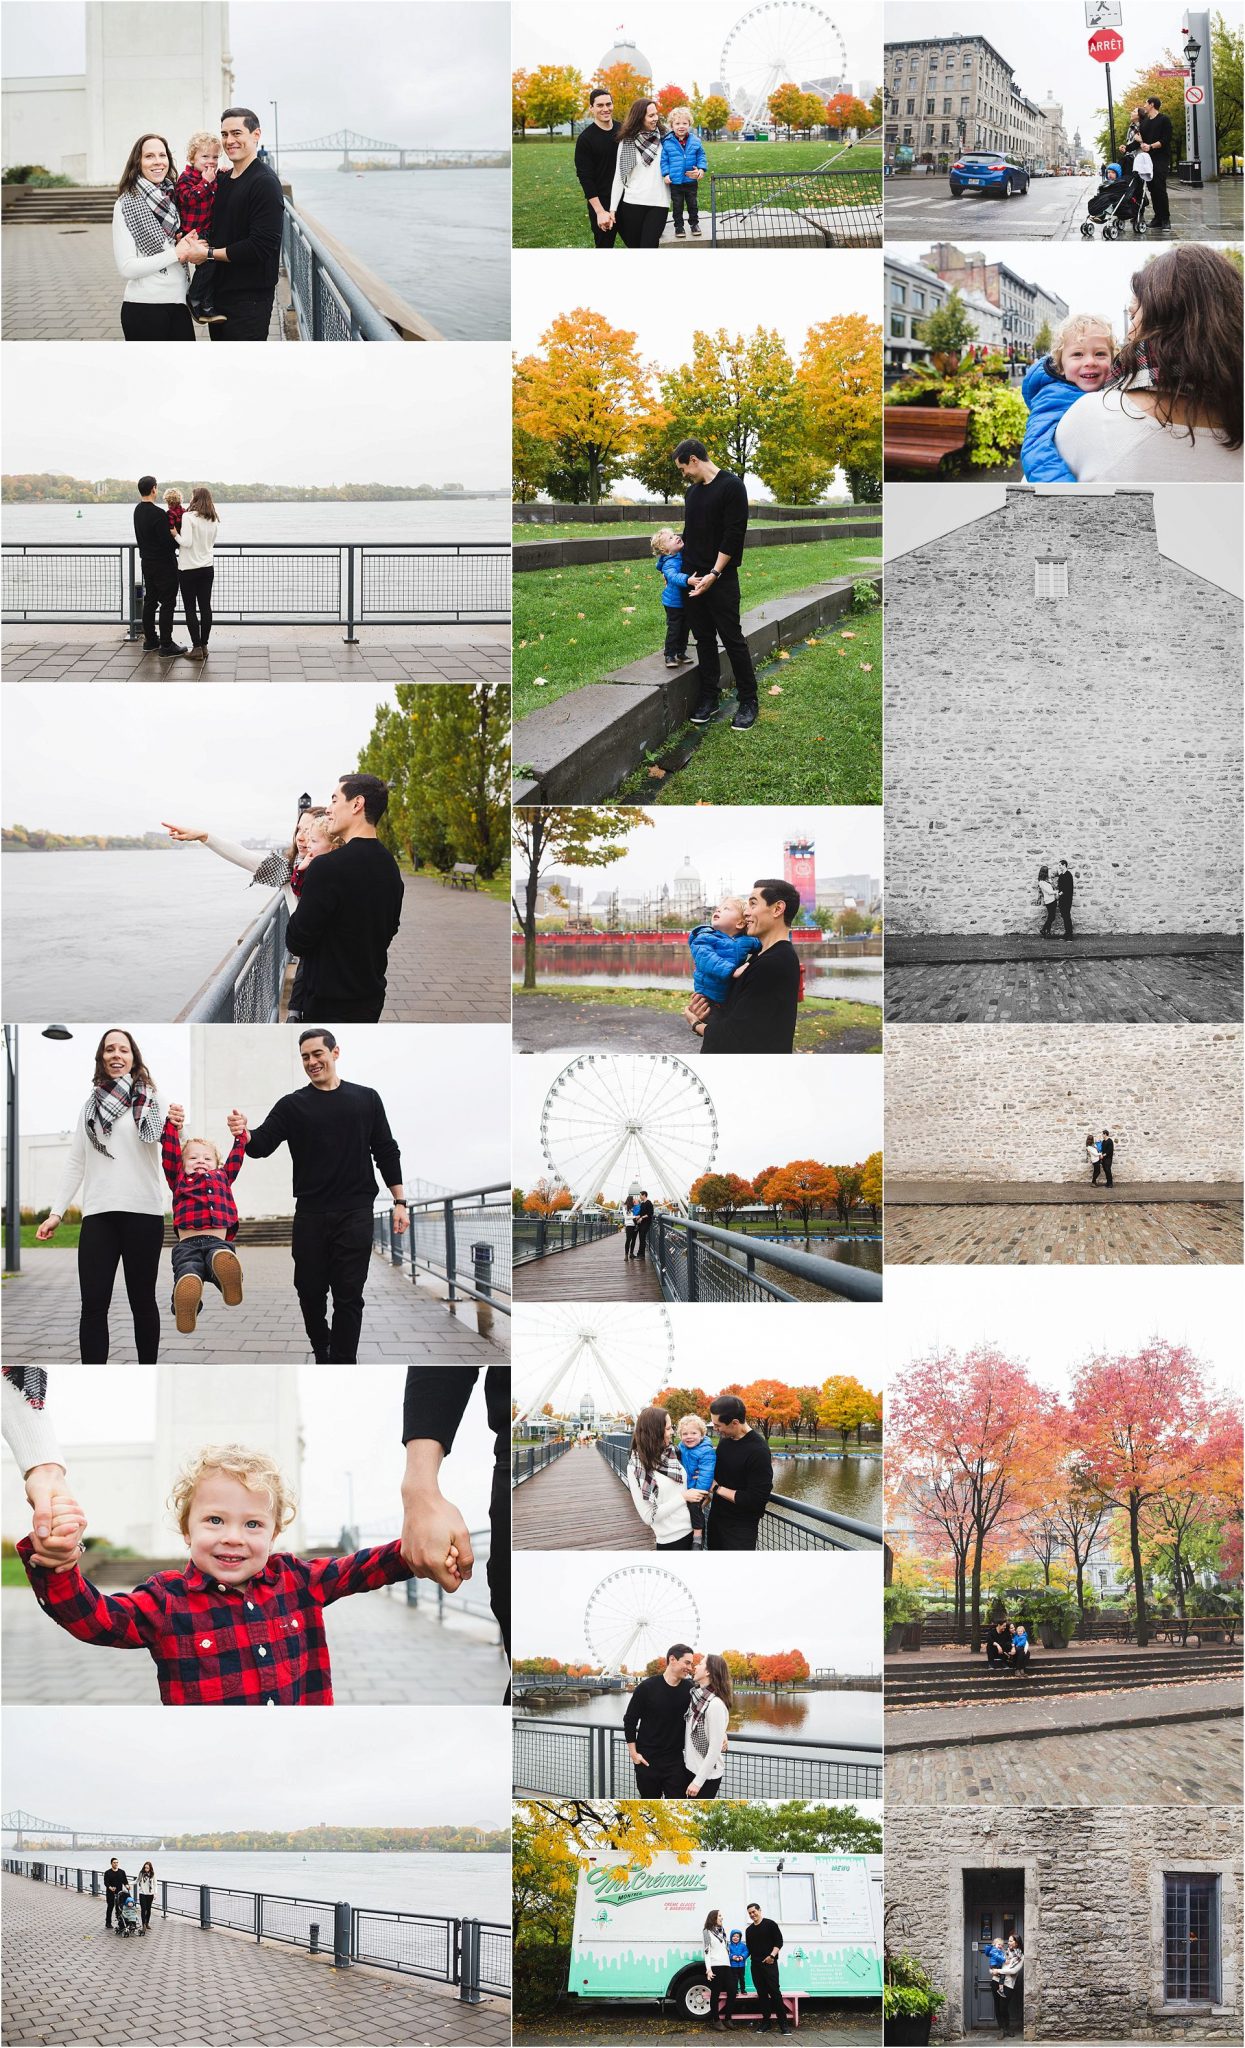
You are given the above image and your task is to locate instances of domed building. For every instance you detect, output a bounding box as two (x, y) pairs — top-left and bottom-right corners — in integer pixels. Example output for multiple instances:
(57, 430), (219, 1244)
(671, 852), (704, 921)
(596, 34), (653, 85)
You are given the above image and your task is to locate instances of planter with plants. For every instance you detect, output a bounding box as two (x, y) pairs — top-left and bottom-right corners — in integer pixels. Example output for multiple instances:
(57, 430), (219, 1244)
(884, 1586), (925, 1656)
(884, 1953), (946, 2045)
(1020, 1589), (1079, 1650)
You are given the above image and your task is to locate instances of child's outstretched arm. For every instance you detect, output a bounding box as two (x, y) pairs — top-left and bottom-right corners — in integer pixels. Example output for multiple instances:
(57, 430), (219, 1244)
(30, 1488), (89, 1572)
(222, 1130), (248, 1183)
(160, 1115), (184, 1192)
(17, 1536), (165, 1649)
(305, 1540), (414, 1607)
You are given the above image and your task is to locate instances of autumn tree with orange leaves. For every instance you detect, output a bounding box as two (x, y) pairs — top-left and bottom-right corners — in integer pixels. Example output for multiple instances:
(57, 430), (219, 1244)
(513, 309), (654, 505)
(652, 1385), (712, 1425)
(689, 1171), (756, 1226)
(754, 1161), (840, 1246)
(523, 1179), (573, 1216)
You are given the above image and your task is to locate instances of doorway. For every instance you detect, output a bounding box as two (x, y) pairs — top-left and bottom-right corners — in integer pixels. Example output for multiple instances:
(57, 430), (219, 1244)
(963, 1869), (1025, 2034)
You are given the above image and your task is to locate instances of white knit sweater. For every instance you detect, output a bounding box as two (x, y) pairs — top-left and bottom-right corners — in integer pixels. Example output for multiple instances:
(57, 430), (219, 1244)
(176, 511), (219, 570)
(626, 1456), (692, 1545)
(1, 1373), (63, 1477)
(52, 1096), (168, 1221)
(111, 200), (190, 304)
(611, 145), (668, 212)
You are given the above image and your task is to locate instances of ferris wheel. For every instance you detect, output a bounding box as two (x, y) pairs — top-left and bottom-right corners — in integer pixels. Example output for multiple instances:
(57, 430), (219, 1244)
(585, 1564), (702, 1673)
(513, 1305), (677, 1429)
(720, 4), (850, 131)
(539, 1055), (717, 1215)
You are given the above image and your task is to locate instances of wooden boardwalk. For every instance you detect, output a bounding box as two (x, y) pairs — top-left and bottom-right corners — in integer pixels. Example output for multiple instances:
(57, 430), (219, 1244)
(512, 1235), (665, 1302)
(512, 1443), (650, 1550)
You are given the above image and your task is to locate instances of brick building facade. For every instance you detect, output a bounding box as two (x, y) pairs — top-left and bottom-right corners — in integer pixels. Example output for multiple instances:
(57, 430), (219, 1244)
(884, 489), (1243, 936)
(884, 33), (1050, 165)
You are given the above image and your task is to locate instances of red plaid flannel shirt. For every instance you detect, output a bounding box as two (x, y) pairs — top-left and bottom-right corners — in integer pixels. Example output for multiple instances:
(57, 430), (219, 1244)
(174, 163), (218, 240)
(19, 1536), (411, 1704)
(162, 1122), (245, 1239)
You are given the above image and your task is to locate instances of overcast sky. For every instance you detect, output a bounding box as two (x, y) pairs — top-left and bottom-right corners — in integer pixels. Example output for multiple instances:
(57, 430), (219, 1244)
(519, 806), (882, 898)
(1, 1), (510, 152)
(888, 238), (1191, 341)
(884, 482), (1244, 596)
(512, 1054), (882, 1192)
(13, 1022), (511, 1190)
(885, 2), (1230, 143)
(514, 1551), (881, 1667)
(3, 344), (509, 490)
(2, 1704), (509, 1831)
(512, 2), (882, 90)
(884, 1265), (1241, 1397)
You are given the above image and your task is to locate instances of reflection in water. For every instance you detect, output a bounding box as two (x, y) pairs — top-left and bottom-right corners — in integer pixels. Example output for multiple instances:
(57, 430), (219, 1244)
(772, 1452), (883, 1523)
(513, 937), (883, 1008)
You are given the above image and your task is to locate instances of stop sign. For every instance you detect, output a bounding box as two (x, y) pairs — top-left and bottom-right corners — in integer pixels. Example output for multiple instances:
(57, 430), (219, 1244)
(1088, 28), (1125, 61)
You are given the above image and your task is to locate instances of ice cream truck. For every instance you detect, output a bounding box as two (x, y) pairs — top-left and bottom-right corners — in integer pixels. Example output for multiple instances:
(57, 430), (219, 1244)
(568, 1851), (884, 2023)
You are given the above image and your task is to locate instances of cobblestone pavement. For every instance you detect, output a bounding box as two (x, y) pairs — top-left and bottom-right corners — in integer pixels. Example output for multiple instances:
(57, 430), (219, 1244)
(516, 2000), (881, 2044)
(885, 1679), (1243, 1749)
(1, 1582), (508, 1706)
(883, 1201), (1244, 1264)
(394, 878), (510, 1023)
(0, 1871), (510, 2045)
(1, 637), (510, 684)
(0, 1247), (507, 1362)
(1, 224), (286, 340)
(885, 1714), (1241, 1807)
(511, 996), (878, 1054)
(885, 954), (1244, 1025)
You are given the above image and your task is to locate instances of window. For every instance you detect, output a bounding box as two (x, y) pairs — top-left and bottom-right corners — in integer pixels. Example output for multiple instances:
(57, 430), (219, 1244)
(943, 98), (952, 114)
(747, 1872), (818, 1925)
(961, 96), (969, 113)
(906, 97), (915, 114)
(890, 313), (906, 338)
(941, 124), (950, 142)
(1034, 558), (1068, 598)
(913, 289), (925, 310)
(891, 281), (906, 303)
(925, 98), (935, 115)
(1165, 1876), (1220, 2003)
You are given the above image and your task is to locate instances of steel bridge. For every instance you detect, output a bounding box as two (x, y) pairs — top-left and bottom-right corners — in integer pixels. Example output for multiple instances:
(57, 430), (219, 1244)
(280, 128), (505, 168)
(1, 1808), (164, 1850)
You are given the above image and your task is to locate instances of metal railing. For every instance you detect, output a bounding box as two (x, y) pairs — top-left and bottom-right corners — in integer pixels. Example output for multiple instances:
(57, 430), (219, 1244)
(281, 200), (400, 341)
(179, 889), (289, 1023)
(513, 1213), (618, 1263)
(648, 1214), (882, 1305)
(594, 1435), (883, 1550)
(512, 1722), (881, 1801)
(2, 541), (511, 636)
(512, 1438), (572, 1486)
(709, 168), (882, 246)
(2, 1858), (508, 1998)
(374, 1183), (512, 1315)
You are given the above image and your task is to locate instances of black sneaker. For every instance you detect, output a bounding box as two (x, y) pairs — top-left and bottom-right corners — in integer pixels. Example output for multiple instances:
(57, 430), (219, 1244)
(730, 700), (759, 731)
(675, 228), (686, 237)
(157, 643), (190, 657)
(140, 641), (161, 652)
(689, 692), (718, 724)
(203, 310), (229, 324)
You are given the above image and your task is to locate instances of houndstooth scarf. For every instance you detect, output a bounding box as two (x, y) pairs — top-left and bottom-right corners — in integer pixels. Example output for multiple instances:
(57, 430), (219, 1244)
(618, 127), (662, 187)
(630, 1443), (685, 1513)
(121, 175), (181, 256)
(249, 850), (295, 890)
(687, 1683), (716, 1758)
(86, 1072), (162, 1158)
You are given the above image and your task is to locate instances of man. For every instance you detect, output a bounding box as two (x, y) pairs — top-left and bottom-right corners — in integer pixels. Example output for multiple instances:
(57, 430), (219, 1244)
(623, 1642), (696, 1795)
(675, 440), (760, 732)
(745, 1901), (788, 2035)
(1136, 95), (1172, 230)
(635, 1190), (655, 1258)
(228, 1029), (408, 1361)
(1056, 860), (1075, 941)
(400, 1368), (510, 1700)
(689, 880), (801, 1055)
(206, 107), (285, 339)
(574, 88), (620, 246)
(104, 1857), (127, 1930)
(133, 477), (187, 658)
(284, 773), (405, 1023)
(1096, 1129), (1114, 1189)
(704, 1395), (773, 1551)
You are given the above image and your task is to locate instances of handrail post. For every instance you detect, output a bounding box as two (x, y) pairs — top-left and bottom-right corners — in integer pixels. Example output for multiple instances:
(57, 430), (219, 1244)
(126, 543), (141, 639)
(255, 1891), (263, 1942)
(199, 1883), (212, 1930)
(687, 1222), (700, 1303)
(459, 1918), (483, 2004)
(333, 1898), (351, 1968)
(444, 1198), (457, 1302)
(344, 546), (358, 643)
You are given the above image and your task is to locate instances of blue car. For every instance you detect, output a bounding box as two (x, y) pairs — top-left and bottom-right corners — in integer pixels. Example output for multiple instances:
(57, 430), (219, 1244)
(949, 153), (1030, 198)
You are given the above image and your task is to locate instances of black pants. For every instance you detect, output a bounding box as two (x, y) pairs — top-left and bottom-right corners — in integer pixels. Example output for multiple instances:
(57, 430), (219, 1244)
(624, 1224), (638, 1257)
(209, 290), (276, 340)
(709, 1966), (737, 2021)
(616, 199), (667, 247)
(636, 1220), (652, 1259)
(186, 256), (219, 312)
(633, 1759), (692, 1797)
(991, 1980), (1013, 2033)
(170, 1233), (237, 1313)
(686, 570), (759, 705)
(693, 1775), (722, 1797)
(105, 1892), (121, 1927)
(179, 566), (214, 646)
(489, 1454), (511, 1702)
(139, 1894), (153, 1928)
(120, 301), (195, 341)
(78, 1212), (163, 1363)
(1149, 164), (1169, 225)
(663, 607), (690, 659)
(670, 181), (701, 230)
(140, 562), (180, 648)
(1040, 899), (1057, 936)
(291, 1206), (373, 1361)
(987, 1638), (1009, 1667)
(299, 997), (386, 1024)
(586, 205), (617, 247)
(752, 1960), (785, 2027)
(1093, 1155), (1114, 1188)
(1058, 896), (1074, 938)
(656, 1532), (695, 1550)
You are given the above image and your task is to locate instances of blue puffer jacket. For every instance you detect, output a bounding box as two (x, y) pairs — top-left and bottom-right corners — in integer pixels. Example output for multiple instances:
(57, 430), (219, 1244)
(688, 924), (759, 1002)
(678, 1437), (717, 1490)
(660, 130), (709, 182)
(1020, 356), (1086, 483)
(656, 551), (691, 609)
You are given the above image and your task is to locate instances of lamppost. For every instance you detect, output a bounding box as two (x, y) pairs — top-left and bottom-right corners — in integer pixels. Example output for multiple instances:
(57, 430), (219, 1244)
(4, 1026), (73, 1274)
(1183, 34), (1202, 185)
(269, 97), (280, 178)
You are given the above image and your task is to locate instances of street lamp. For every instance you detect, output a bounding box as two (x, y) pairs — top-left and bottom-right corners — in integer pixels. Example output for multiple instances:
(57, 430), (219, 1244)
(4, 1027), (73, 1274)
(269, 97), (280, 178)
(1183, 34), (1202, 184)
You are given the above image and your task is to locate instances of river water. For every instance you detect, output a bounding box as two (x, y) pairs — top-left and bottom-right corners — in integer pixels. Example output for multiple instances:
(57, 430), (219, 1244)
(283, 168), (510, 340)
(3, 501), (509, 545)
(513, 939), (883, 1008)
(515, 1689), (880, 1751)
(770, 1451), (883, 1527)
(18, 1849), (508, 1918)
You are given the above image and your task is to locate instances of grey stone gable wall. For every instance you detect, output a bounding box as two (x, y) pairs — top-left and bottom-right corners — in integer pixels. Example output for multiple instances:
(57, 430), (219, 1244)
(884, 491), (1243, 936)
(885, 1804), (1243, 2042)
(884, 1023), (1243, 1181)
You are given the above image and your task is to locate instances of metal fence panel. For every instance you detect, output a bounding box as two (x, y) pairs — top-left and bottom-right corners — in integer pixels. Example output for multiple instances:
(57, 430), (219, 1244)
(206, 550), (342, 621)
(352, 1907), (454, 1979)
(2, 547), (127, 621)
(512, 1718), (596, 1796)
(710, 168), (882, 246)
(375, 1189), (512, 1309)
(512, 1720), (880, 1802)
(513, 1213), (616, 1264)
(478, 1923), (512, 1996)
(179, 892), (289, 1023)
(360, 547), (511, 623)
(258, 1892), (338, 1948)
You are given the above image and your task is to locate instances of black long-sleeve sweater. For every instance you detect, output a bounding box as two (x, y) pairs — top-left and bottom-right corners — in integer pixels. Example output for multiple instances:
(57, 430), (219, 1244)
(701, 940), (799, 1056)
(133, 500), (177, 569)
(682, 469), (750, 576)
(574, 121), (621, 205)
(622, 1672), (693, 1767)
(403, 1369), (507, 1461)
(244, 1079), (401, 1210)
(745, 1918), (784, 1964)
(705, 1429), (773, 1550)
(209, 156), (285, 295)
(285, 837), (405, 1020)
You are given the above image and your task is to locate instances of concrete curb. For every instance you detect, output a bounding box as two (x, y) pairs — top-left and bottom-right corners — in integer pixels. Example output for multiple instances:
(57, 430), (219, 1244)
(513, 500), (874, 527)
(885, 1699), (1240, 1755)
(515, 521), (881, 571)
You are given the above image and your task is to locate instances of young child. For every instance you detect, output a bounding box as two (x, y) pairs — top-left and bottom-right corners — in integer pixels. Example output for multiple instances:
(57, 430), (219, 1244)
(676, 1413), (716, 1549)
(17, 1442), (435, 1704)
(161, 1111), (247, 1333)
(728, 1928), (749, 1996)
(175, 131), (226, 325)
(164, 487), (184, 537)
(660, 107), (708, 237)
(688, 898), (760, 1017)
(1020, 313), (1117, 481)
(650, 527), (692, 666)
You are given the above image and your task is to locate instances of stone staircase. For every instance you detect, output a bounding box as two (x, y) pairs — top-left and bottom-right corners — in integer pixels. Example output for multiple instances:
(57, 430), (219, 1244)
(3, 184), (116, 224)
(885, 1645), (1243, 1709)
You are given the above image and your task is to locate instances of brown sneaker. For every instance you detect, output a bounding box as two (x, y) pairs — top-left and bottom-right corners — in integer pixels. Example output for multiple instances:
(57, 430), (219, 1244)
(174, 1273), (203, 1333)
(211, 1246), (244, 1306)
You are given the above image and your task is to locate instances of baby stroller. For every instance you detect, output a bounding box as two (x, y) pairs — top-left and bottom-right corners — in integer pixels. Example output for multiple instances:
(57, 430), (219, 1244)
(1080, 160), (1150, 239)
(115, 1886), (140, 1937)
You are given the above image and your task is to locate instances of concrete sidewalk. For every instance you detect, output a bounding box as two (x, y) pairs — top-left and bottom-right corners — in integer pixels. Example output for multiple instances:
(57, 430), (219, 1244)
(391, 876), (511, 1023)
(1, 634), (510, 685)
(885, 1677), (1243, 1751)
(1, 222), (287, 340)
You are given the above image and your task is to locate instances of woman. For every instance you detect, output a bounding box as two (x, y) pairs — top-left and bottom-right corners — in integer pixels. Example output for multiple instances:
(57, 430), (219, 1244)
(1036, 866), (1057, 938)
(175, 487), (220, 658)
(609, 100), (670, 247)
(703, 1908), (737, 2030)
(684, 1653), (733, 1798)
(1, 1369), (86, 1570)
(35, 1030), (167, 1363)
(162, 803), (333, 1019)
(136, 1861), (156, 1933)
(993, 1935), (1024, 2039)
(1084, 1132), (1102, 1180)
(112, 134), (206, 341)
(1055, 246), (1243, 481)
(626, 1404), (694, 1549)
(623, 1198), (639, 1259)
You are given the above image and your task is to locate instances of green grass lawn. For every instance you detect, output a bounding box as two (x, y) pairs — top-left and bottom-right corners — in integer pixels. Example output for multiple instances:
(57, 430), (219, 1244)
(513, 981), (880, 1052)
(615, 607), (882, 806)
(513, 138), (883, 247)
(11, 1223), (83, 1249)
(513, 539), (878, 721)
(515, 514), (874, 542)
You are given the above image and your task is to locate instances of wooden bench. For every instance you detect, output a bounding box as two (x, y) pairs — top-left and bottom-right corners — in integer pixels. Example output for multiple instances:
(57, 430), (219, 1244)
(448, 863), (480, 890)
(884, 406), (972, 475)
(1152, 1617), (1239, 1646)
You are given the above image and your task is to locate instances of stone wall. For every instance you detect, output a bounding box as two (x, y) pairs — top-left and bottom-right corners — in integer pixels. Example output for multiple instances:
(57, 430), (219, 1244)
(884, 489), (1243, 935)
(885, 1024), (1243, 1181)
(884, 1804), (1243, 2041)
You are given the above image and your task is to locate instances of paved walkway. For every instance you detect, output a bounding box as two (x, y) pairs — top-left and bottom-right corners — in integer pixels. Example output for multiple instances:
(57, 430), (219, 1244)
(883, 1200), (1244, 1265)
(0, 1871), (509, 2046)
(1, 634), (510, 685)
(512, 1446), (648, 1551)
(1, 223), (287, 340)
(394, 877), (510, 1022)
(511, 996), (874, 1055)
(885, 1712), (1241, 1808)
(885, 1677), (1243, 1750)
(512, 1236), (664, 1303)
(1, 1581), (507, 1706)
(517, 2001), (881, 2044)
(885, 949), (1243, 1024)
(887, 1179), (1244, 1205)
(0, 1247), (507, 1362)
